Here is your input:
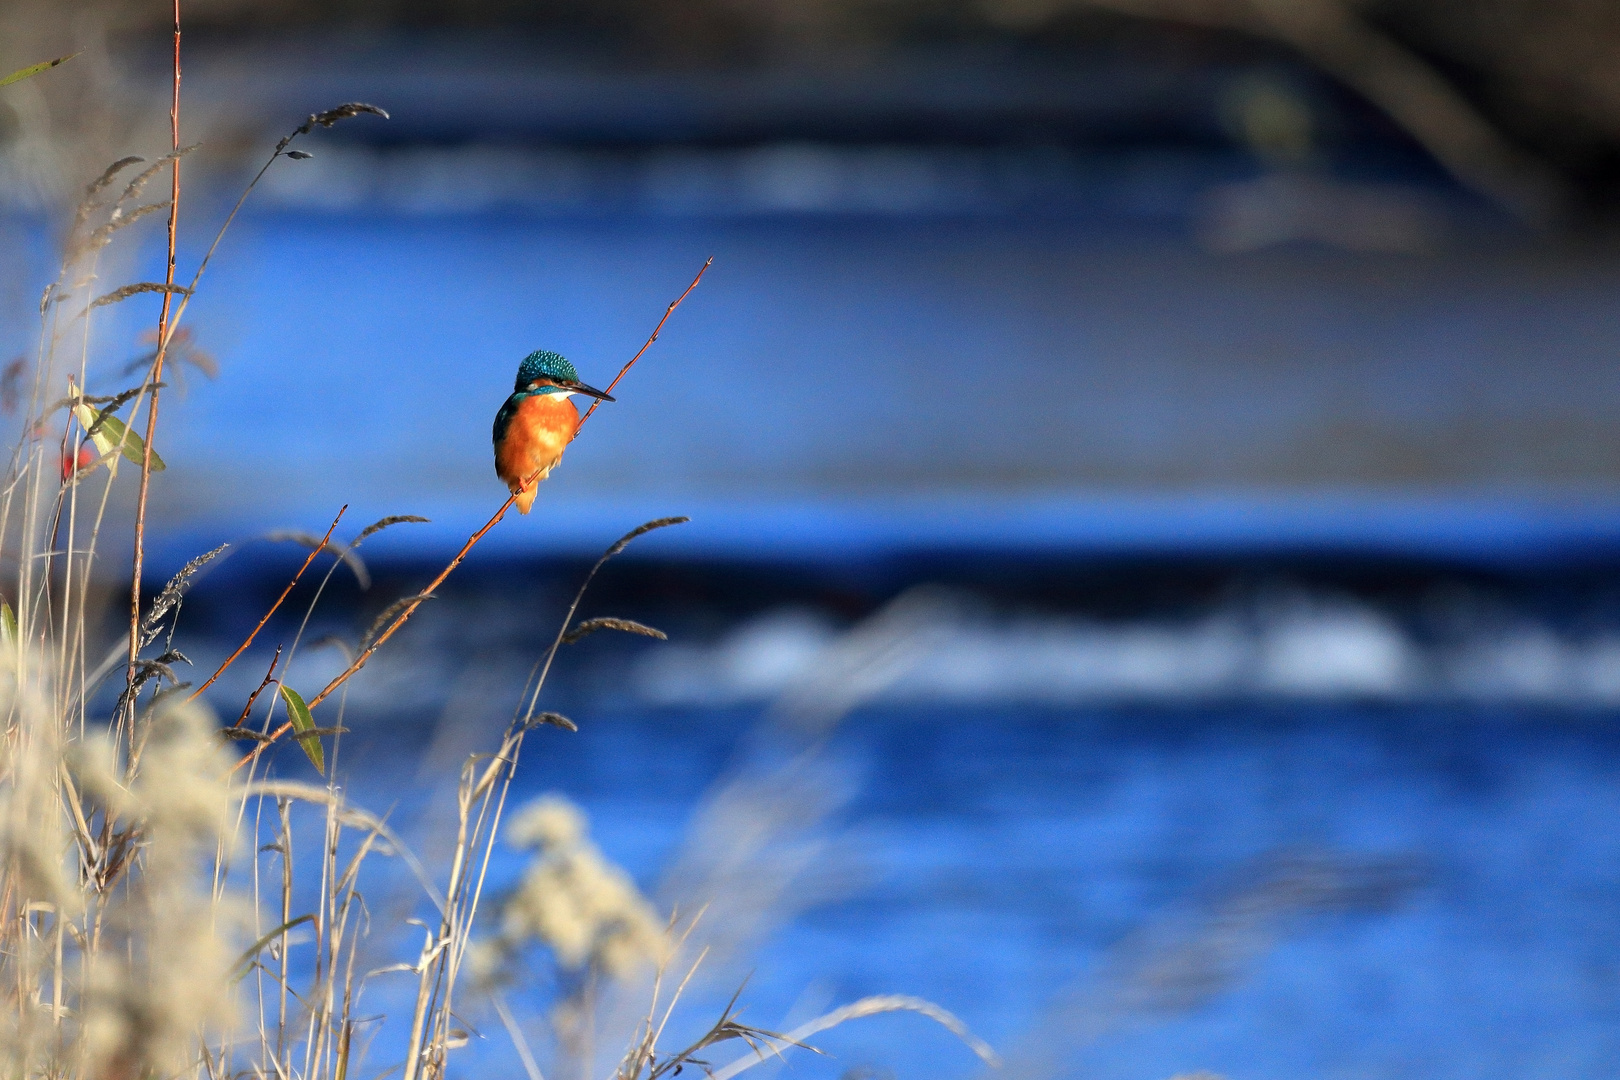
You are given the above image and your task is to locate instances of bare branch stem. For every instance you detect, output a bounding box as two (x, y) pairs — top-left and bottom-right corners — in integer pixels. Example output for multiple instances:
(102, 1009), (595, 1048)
(126, 0), (183, 696)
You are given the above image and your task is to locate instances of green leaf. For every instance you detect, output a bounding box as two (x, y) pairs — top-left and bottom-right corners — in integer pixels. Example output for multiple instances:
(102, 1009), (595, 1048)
(232, 913), (315, 981)
(70, 399), (166, 473)
(0, 601), (15, 647)
(278, 684), (323, 774)
(96, 412), (166, 471)
(0, 54), (77, 89)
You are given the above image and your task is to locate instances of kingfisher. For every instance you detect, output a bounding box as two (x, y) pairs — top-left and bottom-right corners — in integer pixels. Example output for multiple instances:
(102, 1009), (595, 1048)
(493, 349), (614, 514)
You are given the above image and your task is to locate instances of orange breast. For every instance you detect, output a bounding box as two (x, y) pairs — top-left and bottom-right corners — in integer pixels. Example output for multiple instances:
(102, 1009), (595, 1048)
(494, 393), (580, 513)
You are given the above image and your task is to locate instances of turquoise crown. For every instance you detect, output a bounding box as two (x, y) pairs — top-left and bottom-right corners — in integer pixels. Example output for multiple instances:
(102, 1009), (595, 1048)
(514, 349), (578, 391)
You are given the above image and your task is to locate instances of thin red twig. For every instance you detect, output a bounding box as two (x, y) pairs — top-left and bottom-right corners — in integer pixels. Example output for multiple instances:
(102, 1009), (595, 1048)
(305, 495), (511, 710)
(234, 644), (283, 728)
(575, 257), (712, 432)
(188, 506), (345, 703)
(226, 645), (286, 776)
(126, 0), (183, 696)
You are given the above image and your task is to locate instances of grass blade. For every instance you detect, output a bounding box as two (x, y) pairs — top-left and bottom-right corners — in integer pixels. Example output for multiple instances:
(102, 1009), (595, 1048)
(0, 53), (77, 88)
(279, 684), (323, 773)
(232, 913), (315, 981)
(71, 399), (167, 472)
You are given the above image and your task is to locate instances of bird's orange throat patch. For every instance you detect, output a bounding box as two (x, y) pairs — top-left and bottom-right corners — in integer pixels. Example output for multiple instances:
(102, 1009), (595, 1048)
(494, 392), (581, 514)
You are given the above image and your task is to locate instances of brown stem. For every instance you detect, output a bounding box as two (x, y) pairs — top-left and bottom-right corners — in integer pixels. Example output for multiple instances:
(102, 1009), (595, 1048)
(188, 506), (345, 703)
(575, 257), (712, 433)
(234, 645), (283, 728)
(127, 0), (183, 695)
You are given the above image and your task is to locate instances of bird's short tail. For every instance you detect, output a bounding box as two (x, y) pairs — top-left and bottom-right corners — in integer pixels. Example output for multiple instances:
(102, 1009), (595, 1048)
(513, 483), (538, 514)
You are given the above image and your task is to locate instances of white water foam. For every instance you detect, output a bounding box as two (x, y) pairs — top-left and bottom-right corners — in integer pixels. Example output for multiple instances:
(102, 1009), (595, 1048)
(635, 595), (1620, 706)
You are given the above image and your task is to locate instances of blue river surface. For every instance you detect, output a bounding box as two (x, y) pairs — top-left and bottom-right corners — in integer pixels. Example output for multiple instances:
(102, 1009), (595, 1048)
(295, 695), (1620, 1080)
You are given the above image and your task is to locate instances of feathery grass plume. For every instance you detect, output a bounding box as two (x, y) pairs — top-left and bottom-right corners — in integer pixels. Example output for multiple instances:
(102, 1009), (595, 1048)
(71, 156), (145, 233)
(473, 795), (668, 1012)
(0, 646), (243, 1080)
(362, 593), (434, 650)
(61, 148), (199, 262)
(141, 542), (229, 647)
(508, 796), (667, 975)
(84, 155), (145, 199)
(0, 653), (77, 1080)
(60, 380), (170, 433)
(72, 696), (242, 1080)
(267, 528), (370, 588)
(84, 200), (171, 252)
(116, 144), (200, 208)
(351, 514), (431, 547)
(304, 102), (390, 131)
(83, 281), (194, 314)
(562, 617), (667, 645)
(527, 711), (578, 732)
(604, 517), (690, 560)
(0, 652), (78, 915)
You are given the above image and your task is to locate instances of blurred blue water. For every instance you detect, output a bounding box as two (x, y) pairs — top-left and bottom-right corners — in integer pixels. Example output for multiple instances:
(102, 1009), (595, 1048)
(9, 209), (1613, 562)
(325, 701), (1620, 1080)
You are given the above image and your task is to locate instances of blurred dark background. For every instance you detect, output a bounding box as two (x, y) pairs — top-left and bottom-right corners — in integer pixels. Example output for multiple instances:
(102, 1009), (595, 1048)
(21, 0), (1620, 214)
(7, 2), (1620, 1077)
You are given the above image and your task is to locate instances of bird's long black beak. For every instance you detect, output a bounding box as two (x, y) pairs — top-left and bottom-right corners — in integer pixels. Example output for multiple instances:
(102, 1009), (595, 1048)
(565, 380), (615, 402)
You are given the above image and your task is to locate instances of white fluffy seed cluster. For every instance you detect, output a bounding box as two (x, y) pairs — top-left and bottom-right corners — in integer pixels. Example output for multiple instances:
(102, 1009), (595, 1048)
(475, 795), (667, 983)
(67, 697), (241, 1080)
(0, 642), (242, 1080)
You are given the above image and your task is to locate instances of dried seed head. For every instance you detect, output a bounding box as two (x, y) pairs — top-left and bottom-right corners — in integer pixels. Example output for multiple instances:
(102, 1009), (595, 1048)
(562, 616), (667, 646)
(116, 144), (199, 208)
(305, 102), (389, 131)
(84, 156), (145, 201)
(266, 529), (370, 589)
(82, 282), (193, 315)
(71, 156), (145, 232)
(530, 711), (578, 733)
(83, 201), (171, 254)
(351, 513), (430, 547)
(142, 542), (229, 644)
(604, 516), (689, 560)
(361, 593), (433, 651)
